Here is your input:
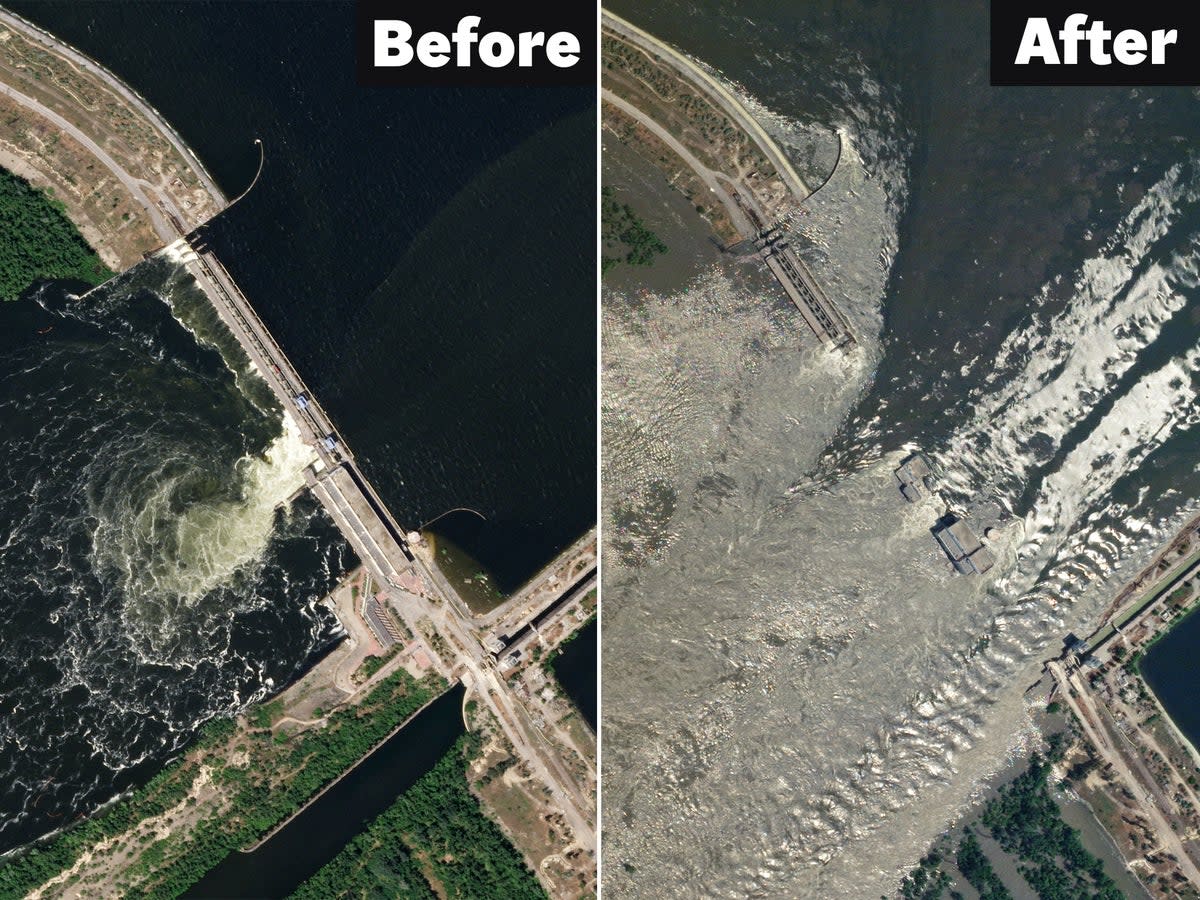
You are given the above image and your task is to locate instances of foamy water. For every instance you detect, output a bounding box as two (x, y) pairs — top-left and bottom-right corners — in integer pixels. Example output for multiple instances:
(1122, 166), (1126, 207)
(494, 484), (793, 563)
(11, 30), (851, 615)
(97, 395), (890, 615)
(0, 257), (346, 851)
(602, 98), (1200, 897)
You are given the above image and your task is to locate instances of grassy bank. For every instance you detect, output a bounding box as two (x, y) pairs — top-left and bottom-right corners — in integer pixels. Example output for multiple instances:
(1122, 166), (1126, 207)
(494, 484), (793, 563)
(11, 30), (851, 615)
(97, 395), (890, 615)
(546, 611), (597, 668)
(0, 669), (446, 899)
(0, 166), (111, 299)
(1126, 596), (1200, 677)
(290, 731), (545, 900)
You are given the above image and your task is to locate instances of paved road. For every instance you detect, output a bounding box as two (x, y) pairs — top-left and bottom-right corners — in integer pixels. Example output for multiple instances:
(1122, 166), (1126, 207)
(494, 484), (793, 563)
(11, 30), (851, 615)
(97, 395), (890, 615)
(474, 530), (595, 630)
(603, 8), (811, 200)
(602, 87), (752, 237)
(0, 3), (597, 873)
(0, 79), (176, 241)
(1050, 660), (1200, 885)
(424, 579), (597, 852)
(0, 8), (226, 207)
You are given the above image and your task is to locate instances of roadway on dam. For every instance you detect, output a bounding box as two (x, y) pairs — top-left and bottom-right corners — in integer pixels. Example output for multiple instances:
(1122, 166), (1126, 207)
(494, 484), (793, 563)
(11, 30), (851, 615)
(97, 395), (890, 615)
(171, 233), (597, 856)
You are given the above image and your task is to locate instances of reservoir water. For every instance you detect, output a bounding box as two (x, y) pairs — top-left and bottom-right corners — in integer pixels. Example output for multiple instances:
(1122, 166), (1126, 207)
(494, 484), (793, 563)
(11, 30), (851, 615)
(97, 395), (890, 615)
(0, 1), (592, 854)
(1141, 608), (1200, 753)
(602, 0), (1200, 895)
(6, 0), (596, 595)
(185, 686), (465, 900)
(553, 618), (598, 730)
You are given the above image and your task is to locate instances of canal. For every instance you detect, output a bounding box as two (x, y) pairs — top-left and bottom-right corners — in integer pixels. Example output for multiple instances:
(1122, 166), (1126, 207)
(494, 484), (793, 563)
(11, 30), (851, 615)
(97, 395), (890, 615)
(1140, 604), (1200, 753)
(553, 618), (597, 730)
(186, 685), (465, 899)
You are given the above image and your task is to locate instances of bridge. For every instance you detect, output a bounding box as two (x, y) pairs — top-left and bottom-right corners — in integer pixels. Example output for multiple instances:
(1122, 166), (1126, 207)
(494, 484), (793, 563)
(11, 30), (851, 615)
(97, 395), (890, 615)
(168, 234), (597, 855)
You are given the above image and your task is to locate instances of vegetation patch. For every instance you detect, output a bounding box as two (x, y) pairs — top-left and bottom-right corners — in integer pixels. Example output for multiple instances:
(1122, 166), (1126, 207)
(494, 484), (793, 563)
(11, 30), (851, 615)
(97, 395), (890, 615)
(602, 187), (667, 274)
(955, 831), (1012, 900)
(895, 849), (954, 900)
(891, 736), (1126, 900)
(0, 166), (111, 300)
(0, 669), (445, 899)
(290, 732), (545, 900)
(352, 645), (401, 685)
(979, 749), (1124, 900)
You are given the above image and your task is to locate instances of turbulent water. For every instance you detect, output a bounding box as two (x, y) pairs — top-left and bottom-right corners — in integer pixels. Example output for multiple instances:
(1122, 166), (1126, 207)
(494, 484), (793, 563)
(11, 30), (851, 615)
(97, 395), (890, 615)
(602, 0), (1200, 895)
(0, 259), (349, 852)
(0, 0), (595, 856)
(6, 1), (596, 595)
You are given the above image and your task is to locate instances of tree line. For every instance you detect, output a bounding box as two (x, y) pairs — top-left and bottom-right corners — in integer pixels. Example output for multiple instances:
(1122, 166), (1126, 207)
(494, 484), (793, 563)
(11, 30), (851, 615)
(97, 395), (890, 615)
(290, 731), (546, 900)
(0, 670), (444, 899)
(0, 167), (111, 301)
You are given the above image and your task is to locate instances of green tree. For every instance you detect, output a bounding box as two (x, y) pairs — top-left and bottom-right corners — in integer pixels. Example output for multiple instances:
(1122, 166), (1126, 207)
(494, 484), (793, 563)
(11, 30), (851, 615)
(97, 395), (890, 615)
(0, 167), (111, 300)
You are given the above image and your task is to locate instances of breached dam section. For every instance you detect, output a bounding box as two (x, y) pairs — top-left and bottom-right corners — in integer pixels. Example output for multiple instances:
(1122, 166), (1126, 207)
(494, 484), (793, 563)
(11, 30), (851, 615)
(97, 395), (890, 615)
(600, 2), (1200, 888)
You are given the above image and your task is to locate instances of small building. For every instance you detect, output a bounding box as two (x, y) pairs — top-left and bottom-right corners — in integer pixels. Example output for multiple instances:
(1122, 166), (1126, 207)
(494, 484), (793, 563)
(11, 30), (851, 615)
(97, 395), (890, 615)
(933, 516), (994, 575)
(482, 632), (505, 656)
(895, 453), (934, 502)
(1065, 634), (1090, 657)
(361, 594), (403, 648)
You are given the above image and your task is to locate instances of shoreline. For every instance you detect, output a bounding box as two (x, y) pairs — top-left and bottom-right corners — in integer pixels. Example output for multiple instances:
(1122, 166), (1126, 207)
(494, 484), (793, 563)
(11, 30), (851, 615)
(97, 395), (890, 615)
(0, 13), (599, 896)
(0, 8), (228, 267)
(241, 685), (452, 853)
(921, 510), (1200, 899)
(1135, 600), (1200, 771)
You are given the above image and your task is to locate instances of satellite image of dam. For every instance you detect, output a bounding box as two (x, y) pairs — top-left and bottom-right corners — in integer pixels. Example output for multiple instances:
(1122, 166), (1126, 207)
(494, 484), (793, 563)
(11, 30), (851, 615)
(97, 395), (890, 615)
(0, 3), (595, 898)
(601, 1), (1200, 898)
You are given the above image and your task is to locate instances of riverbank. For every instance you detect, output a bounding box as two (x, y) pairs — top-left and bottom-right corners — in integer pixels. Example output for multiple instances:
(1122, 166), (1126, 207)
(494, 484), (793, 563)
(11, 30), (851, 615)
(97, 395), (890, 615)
(894, 714), (1153, 900)
(0, 641), (446, 899)
(0, 9), (225, 268)
(1048, 516), (1200, 897)
(601, 8), (809, 243)
(289, 727), (546, 900)
(186, 687), (470, 899)
(889, 514), (1200, 899)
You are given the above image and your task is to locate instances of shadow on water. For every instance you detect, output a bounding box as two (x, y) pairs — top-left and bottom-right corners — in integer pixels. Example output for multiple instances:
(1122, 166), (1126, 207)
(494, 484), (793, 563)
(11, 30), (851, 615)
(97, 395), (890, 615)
(6, 0), (596, 606)
(185, 685), (464, 900)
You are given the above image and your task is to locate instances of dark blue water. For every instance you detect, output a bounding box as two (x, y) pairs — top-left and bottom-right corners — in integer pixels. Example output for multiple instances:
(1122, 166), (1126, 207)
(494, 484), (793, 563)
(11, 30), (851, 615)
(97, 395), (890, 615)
(8, 0), (596, 593)
(553, 618), (597, 730)
(0, 0), (593, 857)
(1141, 608), (1200, 750)
(185, 686), (465, 900)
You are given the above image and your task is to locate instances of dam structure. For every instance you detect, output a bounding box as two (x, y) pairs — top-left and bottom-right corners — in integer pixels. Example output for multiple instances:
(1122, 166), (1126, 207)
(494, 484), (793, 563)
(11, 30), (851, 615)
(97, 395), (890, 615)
(165, 232), (597, 854)
(169, 237), (419, 580)
(0, 7), (596, 876)
(601, 8), (855, 350)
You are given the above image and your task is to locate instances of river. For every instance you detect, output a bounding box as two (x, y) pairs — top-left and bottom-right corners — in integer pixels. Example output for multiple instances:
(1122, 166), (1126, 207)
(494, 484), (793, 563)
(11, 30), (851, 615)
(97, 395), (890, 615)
(0, 1), (592, 854)
(601, 0), (1200, 895)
